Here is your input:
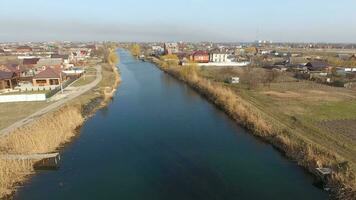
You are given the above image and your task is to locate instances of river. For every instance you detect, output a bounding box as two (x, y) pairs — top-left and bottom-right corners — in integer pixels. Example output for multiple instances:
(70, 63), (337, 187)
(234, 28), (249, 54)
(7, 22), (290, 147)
(15, 50), (328, 200)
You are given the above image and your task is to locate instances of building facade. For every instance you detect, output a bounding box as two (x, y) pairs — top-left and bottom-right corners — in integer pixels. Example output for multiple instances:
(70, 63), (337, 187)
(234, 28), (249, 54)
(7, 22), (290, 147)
(210, 53), (228, 63)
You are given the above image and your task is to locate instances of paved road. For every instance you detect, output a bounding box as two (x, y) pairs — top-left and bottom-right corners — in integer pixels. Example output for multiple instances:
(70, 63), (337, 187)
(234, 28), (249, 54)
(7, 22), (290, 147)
(0, 65), (102, 138)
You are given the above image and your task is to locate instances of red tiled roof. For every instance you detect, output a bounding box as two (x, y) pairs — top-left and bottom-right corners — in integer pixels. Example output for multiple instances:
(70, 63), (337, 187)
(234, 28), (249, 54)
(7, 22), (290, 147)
(33, 68), (61, 79)
(0, 64), (19, 73)
(17, 46), (32, 50)
(0, 71), (15, 80)
(192, 50), (209, 56)
(23, 58), (40, 65)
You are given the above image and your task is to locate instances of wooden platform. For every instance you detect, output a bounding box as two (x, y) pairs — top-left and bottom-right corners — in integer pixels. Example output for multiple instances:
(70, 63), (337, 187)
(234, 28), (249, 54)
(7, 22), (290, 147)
(0, 153), (61, 169)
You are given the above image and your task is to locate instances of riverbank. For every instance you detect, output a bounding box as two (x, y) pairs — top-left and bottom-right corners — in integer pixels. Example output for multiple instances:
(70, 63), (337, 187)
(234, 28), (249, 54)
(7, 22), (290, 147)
(149, 56), (355, 200)
(0, 60), (121, 199)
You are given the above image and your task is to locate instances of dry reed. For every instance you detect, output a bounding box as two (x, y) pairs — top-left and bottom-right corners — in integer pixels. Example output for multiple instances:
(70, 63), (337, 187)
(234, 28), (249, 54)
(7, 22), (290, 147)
(0, 159), (34, 198)
(0, 106), (84, 154)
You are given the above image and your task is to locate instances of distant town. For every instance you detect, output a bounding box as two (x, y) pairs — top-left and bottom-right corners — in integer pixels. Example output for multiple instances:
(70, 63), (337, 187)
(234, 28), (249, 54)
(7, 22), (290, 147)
(1, 41), (356, 101)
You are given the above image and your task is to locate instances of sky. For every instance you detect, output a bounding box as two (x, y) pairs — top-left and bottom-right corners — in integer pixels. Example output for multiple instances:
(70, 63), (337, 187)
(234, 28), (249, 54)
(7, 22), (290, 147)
(1, 0), (356, 43)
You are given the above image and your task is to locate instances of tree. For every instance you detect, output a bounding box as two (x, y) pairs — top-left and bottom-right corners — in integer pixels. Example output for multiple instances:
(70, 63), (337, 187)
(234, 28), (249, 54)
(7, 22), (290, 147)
(181, 61), (199, 79)
(130, 44), (141, 57)
(160, 54), (179, 68)
(108, 50), (119, 66)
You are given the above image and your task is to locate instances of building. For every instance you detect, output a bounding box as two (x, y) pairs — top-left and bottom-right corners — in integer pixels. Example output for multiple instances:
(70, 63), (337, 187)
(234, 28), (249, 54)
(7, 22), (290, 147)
(23, 58), (40, 68)
(190, 51), (210, 63)
(36, 58), (63, 69)
(305, 61), (329, 71)
(164, 43), (179, 55)
(32, 67), (62, 86)
(51, 54), (70, 65)
(151, 46), (164, 56)
(210, 52), (228, 63)
(0, 71), (18, 90)
(16, 45), (32, 54)
(0, 64), (20, 77)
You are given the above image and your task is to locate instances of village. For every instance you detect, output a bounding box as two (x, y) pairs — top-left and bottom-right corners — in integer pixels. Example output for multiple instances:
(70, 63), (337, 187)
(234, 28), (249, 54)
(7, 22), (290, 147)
(0, 42), (100, 102)
(141, 41), (356, 88)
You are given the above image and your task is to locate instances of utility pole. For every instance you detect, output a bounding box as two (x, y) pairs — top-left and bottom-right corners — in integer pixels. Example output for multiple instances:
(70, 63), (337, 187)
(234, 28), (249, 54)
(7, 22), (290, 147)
(59, 72), (63, 94)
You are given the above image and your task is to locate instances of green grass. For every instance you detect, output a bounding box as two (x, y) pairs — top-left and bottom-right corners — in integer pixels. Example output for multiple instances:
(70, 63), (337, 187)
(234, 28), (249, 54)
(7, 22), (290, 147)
(71, 76), (96, 87)
(304, 101), (356, 121)
(0, 102), (50, 130)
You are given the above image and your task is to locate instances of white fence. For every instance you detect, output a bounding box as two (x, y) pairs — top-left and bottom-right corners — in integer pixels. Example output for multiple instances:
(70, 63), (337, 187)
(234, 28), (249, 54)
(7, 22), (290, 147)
(0, 94), (46, 103)
(183, 62), (251, 67)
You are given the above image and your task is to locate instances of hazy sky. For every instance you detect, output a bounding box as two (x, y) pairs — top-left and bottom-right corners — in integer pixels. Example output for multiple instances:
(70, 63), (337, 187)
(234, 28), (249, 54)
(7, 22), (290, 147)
(1, 0), (356, 43)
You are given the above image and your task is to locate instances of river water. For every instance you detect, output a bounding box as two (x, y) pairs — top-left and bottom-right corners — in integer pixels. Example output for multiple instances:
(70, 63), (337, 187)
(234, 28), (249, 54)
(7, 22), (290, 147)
(15, 50), (328, 200)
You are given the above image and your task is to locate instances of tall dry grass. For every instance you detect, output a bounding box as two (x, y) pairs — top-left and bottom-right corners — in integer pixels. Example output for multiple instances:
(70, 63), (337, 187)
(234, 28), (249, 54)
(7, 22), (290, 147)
(0, 159), (34, 198)
(0, 106), (84, 154)
(154, 58), (356, 199)
(103, 64), (121, 102)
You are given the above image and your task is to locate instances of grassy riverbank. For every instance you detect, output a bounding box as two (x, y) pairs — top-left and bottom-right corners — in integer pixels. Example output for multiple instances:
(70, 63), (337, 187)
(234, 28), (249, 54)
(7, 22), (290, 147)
(150, 56), (356, 200)
(0, 54), (120, 198)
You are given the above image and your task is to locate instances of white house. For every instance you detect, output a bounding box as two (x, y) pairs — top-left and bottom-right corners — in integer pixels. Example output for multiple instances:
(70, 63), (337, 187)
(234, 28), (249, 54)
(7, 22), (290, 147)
(210, 53), (228, 63)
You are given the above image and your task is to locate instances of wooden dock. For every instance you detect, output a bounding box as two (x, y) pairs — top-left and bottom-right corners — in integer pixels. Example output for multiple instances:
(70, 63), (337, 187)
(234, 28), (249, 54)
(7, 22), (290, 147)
(0, 153), (61, 169)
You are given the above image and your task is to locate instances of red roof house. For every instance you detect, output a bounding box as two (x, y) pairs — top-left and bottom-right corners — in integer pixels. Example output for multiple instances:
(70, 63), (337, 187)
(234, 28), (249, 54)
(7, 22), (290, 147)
(190, 51), (210, 63)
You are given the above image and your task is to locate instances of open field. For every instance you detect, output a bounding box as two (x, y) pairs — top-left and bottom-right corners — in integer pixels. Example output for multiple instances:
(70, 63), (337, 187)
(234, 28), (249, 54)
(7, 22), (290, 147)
(200, 67), (356, 169)
(0, 56), (20, 64)
(0, 102), (49, 130)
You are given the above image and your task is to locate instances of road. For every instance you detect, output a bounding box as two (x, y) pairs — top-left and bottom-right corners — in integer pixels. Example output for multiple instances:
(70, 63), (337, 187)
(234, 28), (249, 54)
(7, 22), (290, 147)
(0, 65), (102, 138)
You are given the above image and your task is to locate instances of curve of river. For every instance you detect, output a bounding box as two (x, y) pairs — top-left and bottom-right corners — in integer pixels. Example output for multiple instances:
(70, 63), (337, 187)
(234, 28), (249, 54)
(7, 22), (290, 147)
(15, 50), (328, 200)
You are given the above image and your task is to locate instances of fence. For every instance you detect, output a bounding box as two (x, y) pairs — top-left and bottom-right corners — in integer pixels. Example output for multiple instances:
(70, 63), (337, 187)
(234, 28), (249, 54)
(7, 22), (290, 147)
(46, 78), (77, 98)
(0, 94), (46, 103)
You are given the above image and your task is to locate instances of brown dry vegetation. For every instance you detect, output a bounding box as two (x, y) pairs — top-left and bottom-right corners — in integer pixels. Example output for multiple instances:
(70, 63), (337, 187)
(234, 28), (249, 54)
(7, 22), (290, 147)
(0, 56), (121, 198)
(0, 106), (84, 154)
(152, 57), (356, 199)
(0, 159), (33, 198)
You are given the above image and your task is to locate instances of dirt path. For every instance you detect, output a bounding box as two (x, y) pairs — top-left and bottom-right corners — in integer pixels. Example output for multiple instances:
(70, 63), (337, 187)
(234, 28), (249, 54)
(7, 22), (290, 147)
(0, 65), (102, 138)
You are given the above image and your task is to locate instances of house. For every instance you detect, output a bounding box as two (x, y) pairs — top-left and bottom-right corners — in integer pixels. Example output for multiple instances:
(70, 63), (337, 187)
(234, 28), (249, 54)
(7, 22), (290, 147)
(210, 51), (228, 63)
(288, 57), (309, 65)
(51, 54), (70, 65)
(32, 67), (63, 86)
(16, 46), (32, 54)
(305, 61), (329, 71)
(164, 43), (179, 55)
(0, 64), (20, 77)
(0, 71), (18, 90)
(350, 54), (356, 61)
(35, 58), (63, 69)
(190, 51), (209, 63)
(338, 54), (356, 61)
(23, 58), (40, 68)
(151, 46), (164, 56)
